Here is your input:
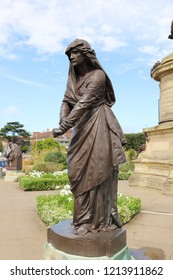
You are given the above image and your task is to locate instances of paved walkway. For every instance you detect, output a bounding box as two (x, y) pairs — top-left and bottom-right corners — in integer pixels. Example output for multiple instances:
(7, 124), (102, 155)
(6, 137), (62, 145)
(0, 179), (173, 260)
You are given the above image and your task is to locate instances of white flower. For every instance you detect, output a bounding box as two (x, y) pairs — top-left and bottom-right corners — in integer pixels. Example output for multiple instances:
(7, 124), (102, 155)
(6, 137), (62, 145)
(29, 170), (45, 178)
(59, 189), (70, 196)
(64, 184), (70, 190)
(52, 169), (68, 176)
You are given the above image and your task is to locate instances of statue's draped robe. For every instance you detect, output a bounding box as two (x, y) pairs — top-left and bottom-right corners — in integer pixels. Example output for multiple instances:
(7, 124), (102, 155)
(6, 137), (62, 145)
(60, 69), (126, 232)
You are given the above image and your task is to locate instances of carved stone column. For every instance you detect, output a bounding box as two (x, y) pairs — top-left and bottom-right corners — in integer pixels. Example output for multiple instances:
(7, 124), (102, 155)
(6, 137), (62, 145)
(129, 53), (173, 194)
(152, 53), (173, 123)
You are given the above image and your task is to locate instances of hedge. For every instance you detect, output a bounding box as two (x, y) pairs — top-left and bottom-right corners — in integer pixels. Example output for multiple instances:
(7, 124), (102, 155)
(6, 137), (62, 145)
(18, 173), (69, 191)
(124, 133), (146, 151)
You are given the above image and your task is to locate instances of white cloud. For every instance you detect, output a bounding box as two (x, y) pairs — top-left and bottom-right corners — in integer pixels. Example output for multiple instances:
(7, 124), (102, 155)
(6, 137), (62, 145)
(98, 36), (127, 52)
(0, 0), (173, 59)
(3, 106), (20, 116)
(0, 46), (17, 60)
(9, 76), (48, 88)
(139, 45), (160, 56)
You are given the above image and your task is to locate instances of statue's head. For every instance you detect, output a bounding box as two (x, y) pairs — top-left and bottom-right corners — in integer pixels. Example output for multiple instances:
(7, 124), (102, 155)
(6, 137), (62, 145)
(65, 39), (116, 106)
(65, 39), (96, 62)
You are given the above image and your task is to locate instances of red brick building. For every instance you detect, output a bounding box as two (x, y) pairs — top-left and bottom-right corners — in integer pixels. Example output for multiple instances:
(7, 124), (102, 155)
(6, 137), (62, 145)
(30, 129), (72, 146)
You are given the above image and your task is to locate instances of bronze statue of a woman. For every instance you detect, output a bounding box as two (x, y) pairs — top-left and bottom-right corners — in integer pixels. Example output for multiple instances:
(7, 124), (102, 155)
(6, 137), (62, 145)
(53, 39), (126, 236)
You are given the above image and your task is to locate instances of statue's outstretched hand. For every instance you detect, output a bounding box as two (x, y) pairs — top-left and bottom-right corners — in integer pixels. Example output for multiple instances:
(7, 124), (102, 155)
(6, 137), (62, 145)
(52, 128), (64, 137)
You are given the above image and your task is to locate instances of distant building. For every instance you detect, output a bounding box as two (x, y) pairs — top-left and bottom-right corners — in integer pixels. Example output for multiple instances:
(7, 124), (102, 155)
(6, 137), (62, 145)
(31, 129), (53, 141)
(30, 128), (72, 147)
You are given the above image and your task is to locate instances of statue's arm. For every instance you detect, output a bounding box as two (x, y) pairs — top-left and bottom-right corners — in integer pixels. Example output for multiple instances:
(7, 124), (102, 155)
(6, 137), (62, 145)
(53, 101), (72, 137)
(60, 70), (105, 131)
(59, 101), (72, 125)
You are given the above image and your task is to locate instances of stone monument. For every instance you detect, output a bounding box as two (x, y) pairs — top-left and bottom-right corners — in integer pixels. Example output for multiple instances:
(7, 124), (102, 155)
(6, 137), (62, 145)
(129, 22), (173, 194)
(45, 39), (131, 260)
(3, 142), (23, 181)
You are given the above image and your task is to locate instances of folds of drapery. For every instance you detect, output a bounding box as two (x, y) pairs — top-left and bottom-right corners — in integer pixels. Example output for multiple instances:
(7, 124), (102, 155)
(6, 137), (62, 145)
(59, 68), (126, 230)
(67, 104), (126, 198)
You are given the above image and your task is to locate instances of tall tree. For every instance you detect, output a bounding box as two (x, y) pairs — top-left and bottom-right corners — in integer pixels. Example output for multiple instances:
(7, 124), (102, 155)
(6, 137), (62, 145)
(0, 121), (31, 143)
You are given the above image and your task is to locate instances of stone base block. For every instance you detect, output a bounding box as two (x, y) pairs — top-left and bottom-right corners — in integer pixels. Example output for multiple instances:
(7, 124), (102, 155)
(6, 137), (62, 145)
(44, 243), (131, 260)
(45, 219), (131, 260)
(129, 160), (173, 194)
(5, 170), (24, 182)
(7, 155), (22, 171)
(130, 122), (173, 194)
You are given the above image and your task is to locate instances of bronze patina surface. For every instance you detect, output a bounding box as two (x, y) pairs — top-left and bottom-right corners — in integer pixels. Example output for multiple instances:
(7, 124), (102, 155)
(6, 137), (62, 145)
(53, 39), (126, 236)
(48, 219), (126, 257)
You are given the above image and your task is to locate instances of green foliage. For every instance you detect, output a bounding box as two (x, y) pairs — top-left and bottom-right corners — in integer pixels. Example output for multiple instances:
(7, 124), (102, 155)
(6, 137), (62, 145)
(118, 171), (133, 180)
(21, 144), (30, 153)
(0, 121), (31, 142)
(31, 141), (67, 171)
(0, 141), (3, 152)
(32, 138), (60, 152)
(18, 171), (69, 191)
(119, 162), (135, 172)
(44, 151), (67, 168)
(36, 193), (73, 226)
(32, 162), (49, 172)
(32, 161), (64, 173)
(18, 176), (56, 191)
(20, 139), (30, 153)
(36, 191), (141, 226)
(124, 133), (146, 151)
(117, 193), (141, 224)
(127, 148), (136, 162)
(118, 162), (134, 180)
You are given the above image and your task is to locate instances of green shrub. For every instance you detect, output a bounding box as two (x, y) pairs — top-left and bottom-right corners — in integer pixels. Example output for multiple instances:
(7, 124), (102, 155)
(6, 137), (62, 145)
(18, 172), (69, 191)
(118, 171), (133, 180)
(19, 166), (131, 191)
(32, 138), (61, 152)
(118, 161), (134, 180)
(32, 161), (64, 173)
(124, 133), (146, 151)
(19, 177), (57, 191)
(36, 191), (141, 226)
(32, 162), (49, 172)
(44, 151), (67, 169)
(127, 148), (136, 162)
(117, 193), (141, 224)
(36, 192), (73, 226)
(119, 162), (135, 172)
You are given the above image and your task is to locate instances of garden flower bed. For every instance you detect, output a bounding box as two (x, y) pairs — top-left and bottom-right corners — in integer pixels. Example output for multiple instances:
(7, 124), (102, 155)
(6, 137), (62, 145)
(36, 186), (141, 226)
(19, 169), (133, 191)
(18, 170), (69, 191)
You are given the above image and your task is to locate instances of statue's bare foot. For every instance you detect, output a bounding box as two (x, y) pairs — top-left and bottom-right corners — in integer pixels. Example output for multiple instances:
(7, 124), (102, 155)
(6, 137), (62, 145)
(77, 226), (89, 236)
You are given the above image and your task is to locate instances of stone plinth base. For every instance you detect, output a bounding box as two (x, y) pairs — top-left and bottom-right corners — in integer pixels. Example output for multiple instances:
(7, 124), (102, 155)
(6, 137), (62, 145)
(5, 170), (24, 182)
(44, 243), (131, 260)
(45, 219), (131, 260)
(129, 160), (173, 194)
(7, 155), (22, 171)
(129, 122), (173, 194)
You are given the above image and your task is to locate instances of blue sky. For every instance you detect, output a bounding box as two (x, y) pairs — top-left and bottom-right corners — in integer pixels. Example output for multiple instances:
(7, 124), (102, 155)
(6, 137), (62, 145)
(0, 0), (173, 134)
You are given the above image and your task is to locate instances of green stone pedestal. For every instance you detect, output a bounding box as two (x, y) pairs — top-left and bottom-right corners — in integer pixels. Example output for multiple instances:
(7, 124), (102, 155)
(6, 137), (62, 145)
(44, 219), (132, 260)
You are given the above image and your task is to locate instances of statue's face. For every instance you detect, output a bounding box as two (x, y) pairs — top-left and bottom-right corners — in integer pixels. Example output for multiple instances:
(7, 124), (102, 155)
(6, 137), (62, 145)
(69, 48), (85, 67)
